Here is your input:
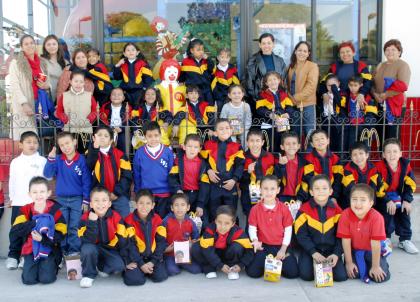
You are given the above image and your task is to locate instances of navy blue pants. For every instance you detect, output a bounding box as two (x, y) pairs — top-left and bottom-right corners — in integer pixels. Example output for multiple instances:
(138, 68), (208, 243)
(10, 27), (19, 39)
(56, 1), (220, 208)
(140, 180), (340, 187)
(377, 202), (412, 241)
(191, 242), (246, 274)
(246, 244), (299, 279)
(112, 195), (131, 219)
(123, 258), (168, 286)
(164, 255), (201, 276)
(353, 251), (390, 283)
(22, 252), (58, 285)
(298, 250), (347, 282)
(8, 206), (24, 260)
(154, 196), (171, 219)
(185, 190), (209, 228)
(81, 243), (125, 279)
(208, 184), (238, 222)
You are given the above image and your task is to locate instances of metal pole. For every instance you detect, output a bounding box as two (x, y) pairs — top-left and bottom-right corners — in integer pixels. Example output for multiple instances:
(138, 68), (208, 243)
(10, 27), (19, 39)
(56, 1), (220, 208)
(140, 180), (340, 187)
(91, 0), (104, 55)
(27, 0), (34, 35)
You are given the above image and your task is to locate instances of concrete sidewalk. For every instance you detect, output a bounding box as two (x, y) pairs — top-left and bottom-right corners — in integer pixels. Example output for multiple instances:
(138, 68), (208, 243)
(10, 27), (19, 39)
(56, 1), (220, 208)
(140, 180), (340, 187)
(0, 244), (419, 302)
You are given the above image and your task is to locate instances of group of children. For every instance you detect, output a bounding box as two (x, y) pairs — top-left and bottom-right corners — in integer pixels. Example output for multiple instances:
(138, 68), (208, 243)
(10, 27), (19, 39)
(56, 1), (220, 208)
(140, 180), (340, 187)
(2, 112), (416, 288)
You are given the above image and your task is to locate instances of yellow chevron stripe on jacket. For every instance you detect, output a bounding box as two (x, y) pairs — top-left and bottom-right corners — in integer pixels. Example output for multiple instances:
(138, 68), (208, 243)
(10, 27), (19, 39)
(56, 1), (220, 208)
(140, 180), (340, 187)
(210, 75), (240, 90)
(181, 64), (208, 74)
(294, 213), (341, 234)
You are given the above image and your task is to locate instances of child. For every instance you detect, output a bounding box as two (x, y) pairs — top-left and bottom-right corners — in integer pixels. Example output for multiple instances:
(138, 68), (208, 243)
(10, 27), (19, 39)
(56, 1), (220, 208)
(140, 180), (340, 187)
(99, 87), (134, 152)
(56, 70), (98, 154)
(344, 76), (378, 151)
(211, 48), (240, 112)
(6, 131), (47, 270)
(123, 190), (168, 285)
(44, 132), (91, 255)
(113, 43), (153, 107)
(172, 84), (215, 145)
(133, 121), (174, 218)
(86, 48), (113, 107)
(86, 125), (132, 218)
(341, 142), (385, 209)
(201, 118), (245, 221)
(275, 131), (307, 203)
(246, 175), (299, 279)
(78, 187), (128, 288)
(180, 38), (214, 105)
(161, 193), (201, 276)
(11, 176), (66, 285)
(169, 134), (209, 221)
(220, 84), (252, 147)
(294, 175), (347, 282)
(240, 129), (276, 218)
(256, 71), (297, 153)
(337, 184), (390, 283)
(303, 129), (343, 203)
(375, 138), (418, 254)
(191, 205), (253, 280)
(319, 74), (346, 154)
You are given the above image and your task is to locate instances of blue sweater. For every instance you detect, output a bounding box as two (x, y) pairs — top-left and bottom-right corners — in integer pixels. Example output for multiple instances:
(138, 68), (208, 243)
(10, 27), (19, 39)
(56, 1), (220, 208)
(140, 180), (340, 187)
(43, 153), (91, 201)
(133, 144), (174, 194)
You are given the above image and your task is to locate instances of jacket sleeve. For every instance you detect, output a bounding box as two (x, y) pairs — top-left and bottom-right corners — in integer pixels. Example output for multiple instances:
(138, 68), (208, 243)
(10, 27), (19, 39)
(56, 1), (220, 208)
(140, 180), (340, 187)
(78, 217), (98, 244)
(150, 225), (168, 265)
(9, 60), (29, 105)
(359, 64), (373, 96)
(293, 64), (319, 104)
(294, 211), (317, 255)
(197, 174), (210, 209)
(133, 151), (142, 193)
(168, 159), (182, 193)
(113, 154), (132, 198)
(81, 158), (92, 201)
(245, 55), (258, 101)
(231, 150), (245, 182)
(125, 223), (144, 265)
(112, 65), (123, 81)
(199, 229), (224, 270)
(43, 157), (58, 179)
(232, 230), (254, 268)
(332, 161), (344, 200)
(402, 164), (416, 203)
(87, 96), (98, 123)
(55, 95), (69, 124)
(10, 209), (36, 239)
(86, 144), (100, 171)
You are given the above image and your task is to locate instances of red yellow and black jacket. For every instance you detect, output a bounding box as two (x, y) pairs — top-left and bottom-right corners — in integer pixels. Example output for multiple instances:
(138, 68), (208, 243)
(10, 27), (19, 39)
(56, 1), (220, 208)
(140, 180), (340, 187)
(87, 62), (113, 106)
(99, 101), (134, 127)
(256, 89), (297, 124)
(180, 57), (214, 98)
(303, 150), (344, 200)
(198, 223), (253, 269)
(274, 154), (308, 202)
(342, 161), (385, 208)
(328, 60), (372, 96)
(201, 138), (245, 183)
(240, 150), (276, 190)
(131, 103), (173, 125)
(78, 208), (127, 251)
(211, 64), (240, 103)
(294, 199), (342, 256)
(11, 200), (67, 256)
(343, 93), (378, 124)
(169, 150), (210, 208)
(125, 211), (167, 265)
(172, 100), (216, 126)
(384, 78), (408, 118)
(375, 158), (416, 203)
(112, 58), (153, 91)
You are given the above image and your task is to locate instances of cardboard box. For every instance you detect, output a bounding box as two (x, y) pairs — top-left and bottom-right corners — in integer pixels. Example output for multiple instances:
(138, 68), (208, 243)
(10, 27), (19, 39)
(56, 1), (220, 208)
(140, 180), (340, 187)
(264, 254), (282, 282)
(314, 261), (333, 287)
(174, 241), (191, 264)
(65, 255), (82, 280)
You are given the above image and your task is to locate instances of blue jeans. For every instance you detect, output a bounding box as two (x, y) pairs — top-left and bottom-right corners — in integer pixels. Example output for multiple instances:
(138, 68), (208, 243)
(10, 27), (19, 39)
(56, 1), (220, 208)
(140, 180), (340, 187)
(57, 196), (82, 254)
(112, 195), (131, 218)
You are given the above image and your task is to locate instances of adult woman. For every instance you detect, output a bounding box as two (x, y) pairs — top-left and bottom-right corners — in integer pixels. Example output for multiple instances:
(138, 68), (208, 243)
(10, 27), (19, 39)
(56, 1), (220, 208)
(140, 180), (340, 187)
(372, 39), (410, 139)
(9, 34), (51, 140)
(41, 34), (68, 102)
(287, 41), (319, 139)
(245, 33), (287, 107)
(56, 49), (94, 100)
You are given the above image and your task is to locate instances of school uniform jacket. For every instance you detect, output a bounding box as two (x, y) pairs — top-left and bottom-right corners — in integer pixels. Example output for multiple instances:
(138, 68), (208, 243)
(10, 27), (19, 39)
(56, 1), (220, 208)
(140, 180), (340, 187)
(131, 103), (173, 125)
(294, 199), (342, 256)
(125, 212), (167, 265)
(256, 89), (296, 123)
(328, 60), (373, 96)
(274, 154), (308, 201)
(172, 100), (216, 126)
(112, 58), (153, 91)
(199, 223), (253, 269)
(11, 200), (67, 256)
(99, 101), (134, 126)
(375, 158), (416, 203)
(86, 145), (132, 197)
(211, 64), (240, 103)
(180, 57), (214, 102)
(87, 62), (113, 105)
(343, 93), (378, 124)
(240, 150), (276, 191)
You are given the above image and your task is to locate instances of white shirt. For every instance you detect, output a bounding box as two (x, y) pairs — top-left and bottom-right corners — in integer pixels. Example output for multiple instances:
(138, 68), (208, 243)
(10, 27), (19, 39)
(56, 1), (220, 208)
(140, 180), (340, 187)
(217, 63), (229, 73)
(8, 152), (47, 206)
(110, 105), (122, 127)
(323, 92), (335, 117)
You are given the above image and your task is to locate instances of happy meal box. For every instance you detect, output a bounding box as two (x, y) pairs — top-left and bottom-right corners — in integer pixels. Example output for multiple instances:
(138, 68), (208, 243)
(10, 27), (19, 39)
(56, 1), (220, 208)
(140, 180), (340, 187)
(264, 254), (282, 282)
(314, 260), (333, 287)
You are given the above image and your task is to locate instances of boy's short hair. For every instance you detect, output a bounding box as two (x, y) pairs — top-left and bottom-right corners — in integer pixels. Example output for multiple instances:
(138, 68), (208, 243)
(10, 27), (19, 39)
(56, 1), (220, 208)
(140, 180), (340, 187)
(260, 175), (279, 187)
(350, 141), (369, 155)
(70, 70), (85, 80)
(309, 128), (329, 143)
(246, 129), (264, 141)
(87, 47), (100, 56)
(135, 189), (154, 203)
(281, 131), (300, 145)
(350, 183), (374, 201)
(383, 138), (401, 152)
(171, 193), (190, 205)
(29, 176), (49, 191)
(309, 174), (332, 190)
(94, 125), (114, 140)
(184, 133), (202, 146)
(56, 131), (74, 142)
(90, 186), (111, 199)
(144, 121), (161, 135)
(215, 205), (236, 221)
(186, 84), (200, 94)
(215, 118), (231, 129)
(20, 131), (39, 143)
(348, 75), (363, 85)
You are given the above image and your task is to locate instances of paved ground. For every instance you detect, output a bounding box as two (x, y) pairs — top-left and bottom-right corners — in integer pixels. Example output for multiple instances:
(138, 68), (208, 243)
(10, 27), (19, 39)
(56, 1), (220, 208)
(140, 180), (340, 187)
(0, 243), (419, 302)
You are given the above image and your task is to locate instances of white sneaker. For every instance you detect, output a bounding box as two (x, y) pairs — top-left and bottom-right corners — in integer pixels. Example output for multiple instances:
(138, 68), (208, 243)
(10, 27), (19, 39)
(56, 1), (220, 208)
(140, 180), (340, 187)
(398, 240), (419, 254)
(228, 271), (240, 280)
(18, 258), (24, 269)
(5, 258), (18, 270)
(80, 277), (94, 288)
(97, 271), (109, 278)
(206, 272), (217, 279)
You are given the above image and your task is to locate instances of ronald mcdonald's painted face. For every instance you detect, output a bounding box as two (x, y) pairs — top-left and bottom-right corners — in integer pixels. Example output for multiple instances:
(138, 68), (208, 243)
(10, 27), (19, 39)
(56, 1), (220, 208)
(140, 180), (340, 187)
(164, 66), (179, 84)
